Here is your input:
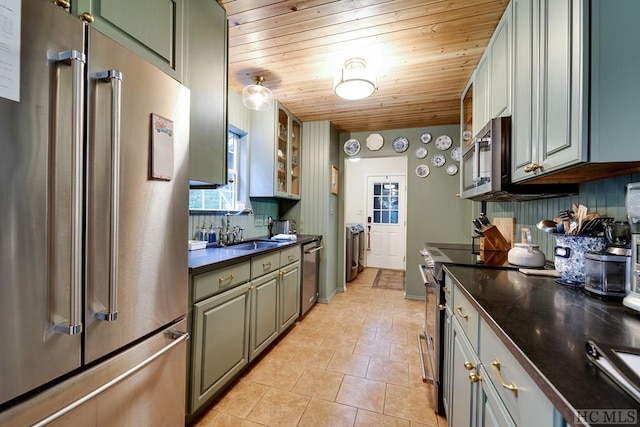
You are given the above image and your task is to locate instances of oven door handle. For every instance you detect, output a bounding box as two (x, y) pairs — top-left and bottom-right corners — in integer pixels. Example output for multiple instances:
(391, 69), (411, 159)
(419, 264), (436, 286)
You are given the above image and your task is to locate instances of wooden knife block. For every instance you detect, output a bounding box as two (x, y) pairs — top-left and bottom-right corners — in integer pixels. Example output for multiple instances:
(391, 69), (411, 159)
(479, 225), (511, 252)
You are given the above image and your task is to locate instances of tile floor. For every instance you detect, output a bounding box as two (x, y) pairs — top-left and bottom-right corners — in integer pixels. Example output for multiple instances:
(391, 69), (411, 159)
(192, 268), (446, 427)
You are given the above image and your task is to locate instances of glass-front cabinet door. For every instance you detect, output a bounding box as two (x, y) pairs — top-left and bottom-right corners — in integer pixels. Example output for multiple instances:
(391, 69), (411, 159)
(277, 108), (289, 196)
(289, 119), (301, 198)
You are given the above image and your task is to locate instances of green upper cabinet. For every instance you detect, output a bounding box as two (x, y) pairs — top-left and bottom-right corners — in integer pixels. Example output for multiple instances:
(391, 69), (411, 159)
(513, 0), (640, 183)
(186, 0), (228, 185)
(250, 102), (302, 199)
(72, 0), (184, 81)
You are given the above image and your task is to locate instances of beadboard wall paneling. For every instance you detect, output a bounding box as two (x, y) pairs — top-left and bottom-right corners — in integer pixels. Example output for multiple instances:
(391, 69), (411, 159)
(485, 173), (640, 260)
(300, 121), (341, 303)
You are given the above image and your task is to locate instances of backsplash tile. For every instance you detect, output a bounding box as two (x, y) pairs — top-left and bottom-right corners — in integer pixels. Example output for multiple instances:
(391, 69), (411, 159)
(485, 173), (640, 260)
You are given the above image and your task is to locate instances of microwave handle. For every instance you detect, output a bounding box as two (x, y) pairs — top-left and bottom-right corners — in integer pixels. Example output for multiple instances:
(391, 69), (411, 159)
(473, 140), (481, 183)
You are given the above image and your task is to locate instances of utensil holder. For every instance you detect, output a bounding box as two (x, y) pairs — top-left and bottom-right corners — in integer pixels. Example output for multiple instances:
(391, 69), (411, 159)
(479, 225), (511, 252)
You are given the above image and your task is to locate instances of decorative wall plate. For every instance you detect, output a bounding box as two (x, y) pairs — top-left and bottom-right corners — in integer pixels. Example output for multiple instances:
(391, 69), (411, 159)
(416, 164), (430, 178)
(451, 146), (461, 162)
(435, 135), (453, 150)
(344, 138), (361, 156)
(392, 136), (409, 153)
(420, 132), (432, 144)
(431, 154), (446, 167)
(415, 146), (428, 159)
(366, 133), (384, 151)
(446, 164), (459, 176)
(463, 130), (473, 141)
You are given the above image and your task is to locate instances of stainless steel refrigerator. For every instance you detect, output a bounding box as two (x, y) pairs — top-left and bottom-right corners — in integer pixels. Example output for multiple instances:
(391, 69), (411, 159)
(0, 1), (189, 425)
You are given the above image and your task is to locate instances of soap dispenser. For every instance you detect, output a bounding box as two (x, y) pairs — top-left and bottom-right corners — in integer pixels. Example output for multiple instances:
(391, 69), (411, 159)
(207, 222), (217, 245)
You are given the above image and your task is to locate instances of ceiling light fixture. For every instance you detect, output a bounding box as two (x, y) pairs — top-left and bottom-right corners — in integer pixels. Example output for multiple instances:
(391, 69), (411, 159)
(334, 58), (377, 100)
(242, 76), (273, 111)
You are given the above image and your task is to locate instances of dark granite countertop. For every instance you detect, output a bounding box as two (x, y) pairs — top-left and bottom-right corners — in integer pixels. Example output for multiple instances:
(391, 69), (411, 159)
(444, 265), (640, 423)
(188, 234), (321, 275)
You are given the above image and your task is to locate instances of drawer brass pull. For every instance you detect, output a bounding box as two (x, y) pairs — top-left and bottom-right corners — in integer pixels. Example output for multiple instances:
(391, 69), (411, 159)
(263, 261), (272, 269)
(463, 361), (476, 371)
(218, 274), (234, 286)
(491, 360), (518, 397)
(456, 305), (469, 319)
(438, 304), (446, 311)
(524, 162), (543, 173)
(443, 286), (450, 293)
(468, 372), (483, 383)
(288, 254), (294, 261)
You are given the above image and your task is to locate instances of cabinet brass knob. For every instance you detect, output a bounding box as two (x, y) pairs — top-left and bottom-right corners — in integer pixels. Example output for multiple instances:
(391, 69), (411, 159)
(463, 361), (476, 371)
(469, 372), (483, 383)
(491, 360), (518, 397)
(438, 304), (446, 311)
(54, 0), (71, 9)
(456, 305), (469, 320)
(443, 286), (450, 293)
(524, 162), (543, 173)
(79, 12), (94, 24)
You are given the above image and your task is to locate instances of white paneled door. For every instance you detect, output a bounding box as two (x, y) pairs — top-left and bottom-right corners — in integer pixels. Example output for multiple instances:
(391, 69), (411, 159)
(366, 175), (407, 270)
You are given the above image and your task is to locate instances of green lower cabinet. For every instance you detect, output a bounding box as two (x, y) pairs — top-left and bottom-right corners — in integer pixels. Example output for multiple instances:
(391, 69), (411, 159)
(190, 282), (250, 414)
(279, 261), (300, 332)
(449, 316), (479, 427)
(249, 271), (280, 361)
(477, 365), (516, 427)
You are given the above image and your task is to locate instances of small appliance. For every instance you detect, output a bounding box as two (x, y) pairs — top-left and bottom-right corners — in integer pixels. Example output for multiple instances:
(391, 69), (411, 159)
(273, 219), (297, 235)
(584, 221), (631, 299)
(623, 183), (640, 312)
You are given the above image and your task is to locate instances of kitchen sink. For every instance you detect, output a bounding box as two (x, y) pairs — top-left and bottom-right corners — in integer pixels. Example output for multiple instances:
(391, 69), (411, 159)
(229, 240), (280, 251)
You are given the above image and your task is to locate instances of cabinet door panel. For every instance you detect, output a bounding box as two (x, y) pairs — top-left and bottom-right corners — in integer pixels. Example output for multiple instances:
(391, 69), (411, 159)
(191, 283), (250, 413)
(449, 318), (478, 427)
(490, 7), (511, 118)
(473, 57), (490, 136)
(478, 368), (516, 427)
(280, 263), (300, 331)
(512, 0), (535, 181)
(250, 272), (279, 360)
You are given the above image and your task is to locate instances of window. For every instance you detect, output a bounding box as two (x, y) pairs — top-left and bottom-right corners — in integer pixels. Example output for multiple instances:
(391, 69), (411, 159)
(371, 182), (399, 224)
(189, 131), (240, 211)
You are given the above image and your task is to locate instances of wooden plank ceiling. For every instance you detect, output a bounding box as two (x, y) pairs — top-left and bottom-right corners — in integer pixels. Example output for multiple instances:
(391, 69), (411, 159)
(217, 0), (508, 133)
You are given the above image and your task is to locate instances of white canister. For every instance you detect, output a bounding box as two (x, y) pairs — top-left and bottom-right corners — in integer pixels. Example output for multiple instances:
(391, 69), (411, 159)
(508, 243), (546, 268)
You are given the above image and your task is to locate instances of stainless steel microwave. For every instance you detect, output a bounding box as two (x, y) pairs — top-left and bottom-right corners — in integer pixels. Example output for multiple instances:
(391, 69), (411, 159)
(460, 117), (577, 201)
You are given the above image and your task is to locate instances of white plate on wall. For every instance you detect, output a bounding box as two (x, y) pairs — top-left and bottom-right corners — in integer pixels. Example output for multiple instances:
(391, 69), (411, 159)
(451, 146), (461, 162)
(392, 136), (409, 153)
(366, 133), (384, 151)
(344, 138), (361, 156)
(435, 135), (452, 150)
(431, 154), (446, 167)
(416, 164), (430, 178)
(415, 146), (428, 159)
(446, 164), (458, 176)
(420, 132), (432, 144)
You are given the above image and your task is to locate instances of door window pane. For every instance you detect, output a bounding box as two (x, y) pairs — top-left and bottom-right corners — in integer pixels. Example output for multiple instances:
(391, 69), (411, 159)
(371, 181), (399, 224)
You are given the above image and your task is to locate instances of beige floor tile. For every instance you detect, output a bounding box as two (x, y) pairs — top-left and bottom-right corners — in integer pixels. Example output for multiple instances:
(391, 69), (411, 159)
(363, 315), (394, 331)
(354, 338), (391, 359)
(289, 346), (335, 370)
(326, 351), (370, 377)
(195, 410), (264, 426)
(384, 383), (438, 425)
(246, 388), (310, 427)
(291, 367), (344, 401)
(335, 375), (386, 413)
(408, 364), (430, 391)
(297, 398), (358, 427)
(245, 357), (306, 390)
(390, 342), (420, 365)
(366, 356), (410, 387)
(213, 381), (269, 418)
(343, 323), (378, 340)
(282, 327), (328, 348)
(355, 409), (411, 427)
(376, 328), (409, 345)
(319, 332), (359, 353)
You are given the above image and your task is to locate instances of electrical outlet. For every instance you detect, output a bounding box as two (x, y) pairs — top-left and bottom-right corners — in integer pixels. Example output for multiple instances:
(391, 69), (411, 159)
(254, 214), (265, 226)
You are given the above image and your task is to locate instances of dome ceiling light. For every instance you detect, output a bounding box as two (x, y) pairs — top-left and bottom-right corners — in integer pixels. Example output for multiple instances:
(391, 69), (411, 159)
(333, 58), (377, 100)
(242, 76), (273, 111)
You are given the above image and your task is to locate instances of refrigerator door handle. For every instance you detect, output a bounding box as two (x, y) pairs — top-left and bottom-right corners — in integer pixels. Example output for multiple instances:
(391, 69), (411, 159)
(95, 69), (123, 322)
(32, 330), (189, 427)
(54, 50), (86, 336)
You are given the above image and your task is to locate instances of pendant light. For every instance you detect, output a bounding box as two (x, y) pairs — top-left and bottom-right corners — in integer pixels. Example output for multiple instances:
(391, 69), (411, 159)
(334, 58), (377, 100)
(242, 76), (273, 111)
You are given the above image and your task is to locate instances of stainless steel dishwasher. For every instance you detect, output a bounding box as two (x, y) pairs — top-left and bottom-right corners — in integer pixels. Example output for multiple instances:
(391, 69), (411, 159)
(301, 238), (323, 316)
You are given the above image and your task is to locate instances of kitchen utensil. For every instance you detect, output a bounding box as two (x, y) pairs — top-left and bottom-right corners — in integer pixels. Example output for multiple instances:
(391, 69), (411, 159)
(536, 219), (557, 234)
(554, 234), (608, 286)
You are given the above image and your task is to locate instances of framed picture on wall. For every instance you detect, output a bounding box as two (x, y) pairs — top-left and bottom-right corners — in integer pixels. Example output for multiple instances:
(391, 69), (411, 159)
(331, 165), (339, 195)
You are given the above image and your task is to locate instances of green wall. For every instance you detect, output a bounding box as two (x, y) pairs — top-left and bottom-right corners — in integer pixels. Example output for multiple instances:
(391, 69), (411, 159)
(341, 124), (474, 300)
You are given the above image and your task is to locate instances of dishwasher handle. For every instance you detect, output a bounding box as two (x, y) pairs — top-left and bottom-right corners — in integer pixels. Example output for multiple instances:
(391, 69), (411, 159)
(304, 245), (324, 254)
